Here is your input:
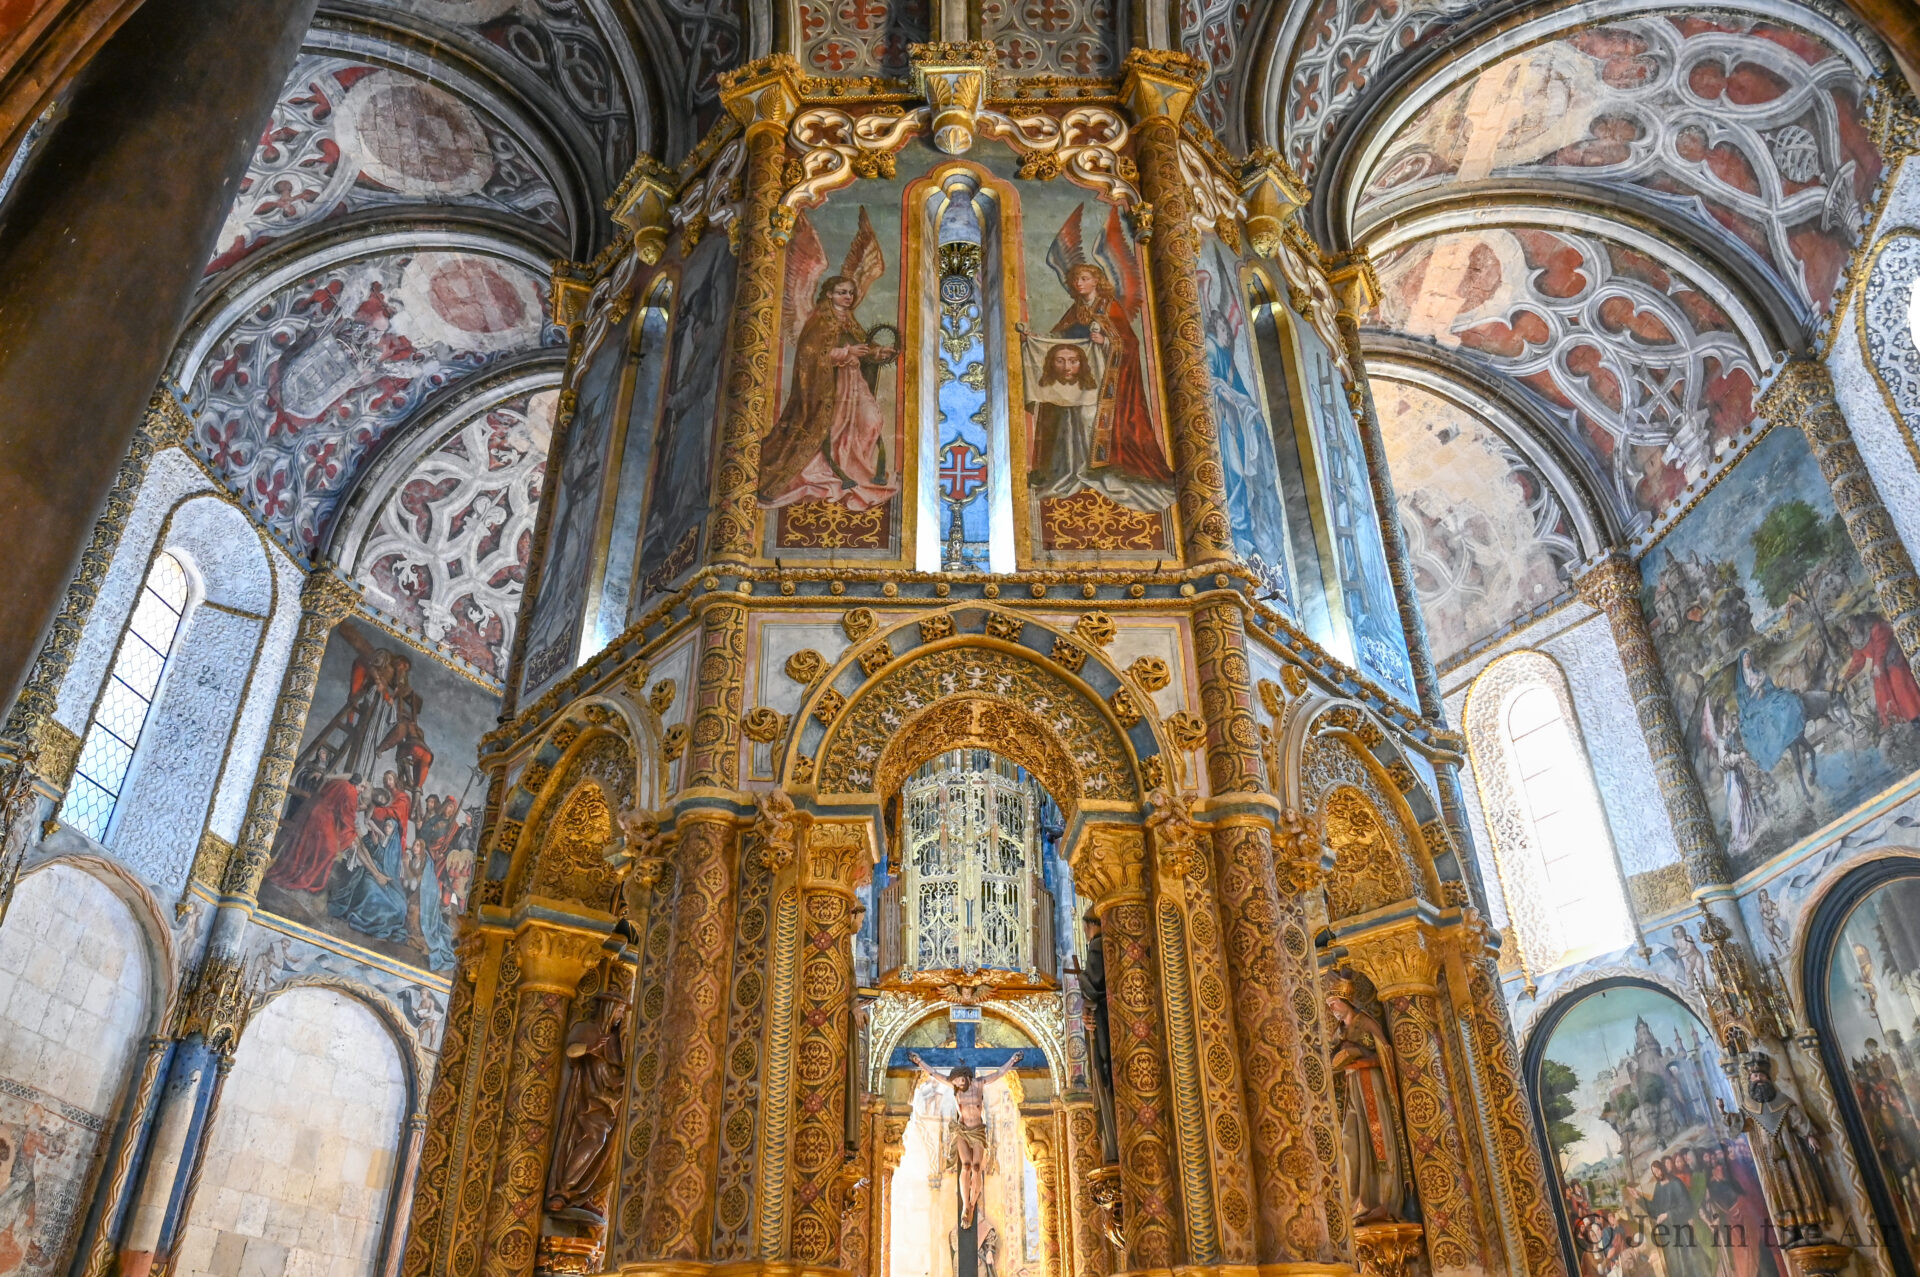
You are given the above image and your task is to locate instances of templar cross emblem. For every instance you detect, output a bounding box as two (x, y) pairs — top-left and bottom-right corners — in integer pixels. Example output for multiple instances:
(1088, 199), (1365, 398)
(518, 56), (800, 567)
(939, 441), (988, 507)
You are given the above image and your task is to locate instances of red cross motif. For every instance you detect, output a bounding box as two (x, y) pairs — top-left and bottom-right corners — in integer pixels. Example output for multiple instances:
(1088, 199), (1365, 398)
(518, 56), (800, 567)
(938, 441), (988, 505)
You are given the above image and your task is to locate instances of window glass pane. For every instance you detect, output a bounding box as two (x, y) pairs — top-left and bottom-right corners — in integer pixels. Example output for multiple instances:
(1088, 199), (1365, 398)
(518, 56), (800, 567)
(147, 551), (188, 612)
(57, 551), (189, 840)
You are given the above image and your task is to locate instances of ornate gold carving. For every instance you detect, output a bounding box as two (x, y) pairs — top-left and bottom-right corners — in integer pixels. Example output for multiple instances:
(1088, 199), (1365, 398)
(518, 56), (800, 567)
(662, 723), (689, 762)
(755, 787), (799, 872)
(611, 154), (678, 264)
(1240, 147), (1307, 259)
(742, 707), (788, 743)
(813, 687), (847, 724)
(842, 608), (878, 643)
(188, 829), (236, 893)
(909, 42), (992, 154)
(1070, 823), (1148, 906)
(781, 108), (929, 222)
(1127, 656), (1171, 694)
(1353, 1221), (1425, 1277)
(816, 647), (1138, 804)
(1109, 688), (1143, 729)
(977, 106), (1140, 207)
(919, 613), (954, 642)
(1074, 611), (1117, 647)
(176, 950), (262, 1053)
(984, 612), (1024, 641)
(512, 923), (605, 994)
(525, 738), (634, 912)
(1050, 637), (1088, 672)
(1385, 760), (1417, 794)
(650, 679), (677, 715)
(784, 649), (826, 685)
(1163, 711), (1206, 754)
(687, 602), (748, 789)
(30, 717), (78, 790)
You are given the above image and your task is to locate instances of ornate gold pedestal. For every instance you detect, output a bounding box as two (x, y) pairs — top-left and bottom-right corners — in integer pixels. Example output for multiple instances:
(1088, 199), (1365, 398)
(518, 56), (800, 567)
(1783, 1243), (1853, 1277)
(1350, 1223), (1423, 1277)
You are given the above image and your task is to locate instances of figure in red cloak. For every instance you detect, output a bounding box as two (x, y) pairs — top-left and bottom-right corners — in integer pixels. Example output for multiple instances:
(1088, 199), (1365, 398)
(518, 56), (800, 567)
(1842, 613), (1920, 729)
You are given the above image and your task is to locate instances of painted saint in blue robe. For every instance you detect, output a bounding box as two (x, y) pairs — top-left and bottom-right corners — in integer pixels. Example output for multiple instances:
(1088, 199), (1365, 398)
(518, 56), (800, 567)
(1734, 650), (1805, 773)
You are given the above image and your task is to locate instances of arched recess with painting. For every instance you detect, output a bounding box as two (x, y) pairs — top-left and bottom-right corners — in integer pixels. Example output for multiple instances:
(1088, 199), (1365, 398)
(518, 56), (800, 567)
(1520, 977), (1785, 1277)
(1801, 853), (1920, 1275)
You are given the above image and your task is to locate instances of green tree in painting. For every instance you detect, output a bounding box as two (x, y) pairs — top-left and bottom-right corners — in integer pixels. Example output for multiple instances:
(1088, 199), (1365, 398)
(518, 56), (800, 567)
(1539, 1058), (1583, 1155)
(1751, 500), (1847, 608)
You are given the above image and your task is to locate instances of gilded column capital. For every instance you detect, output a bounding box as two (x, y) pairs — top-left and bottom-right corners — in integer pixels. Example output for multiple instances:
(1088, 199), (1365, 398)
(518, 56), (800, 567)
(909, 42), (994, 154)
(610, 154), (679, 265)
(1326, 252), (1380, 322)
(1070, 824), (1149, 909)
(1119, 49), (1204, 124)
(1572, 552), (1639, 614)
(803, 819), (873, 896)
(718, 54), (801, 131)
(1340, 919), (1439, 998)
(299, 564), (362, 622)
(1240, 147), (1306, 259)
(512, 923), (605, 995)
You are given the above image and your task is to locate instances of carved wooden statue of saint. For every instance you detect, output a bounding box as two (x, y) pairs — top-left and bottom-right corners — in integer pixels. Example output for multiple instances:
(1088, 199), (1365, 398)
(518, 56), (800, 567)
(546, 987), (630, 1221)
(1327, 968), (1407, 1223)
(1722, 1051), (1835, 1244)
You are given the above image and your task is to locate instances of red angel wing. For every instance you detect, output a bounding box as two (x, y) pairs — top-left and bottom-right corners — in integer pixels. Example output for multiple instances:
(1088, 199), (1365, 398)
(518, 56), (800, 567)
(783, 211), (828, 350)
(842, 205), (886, 306)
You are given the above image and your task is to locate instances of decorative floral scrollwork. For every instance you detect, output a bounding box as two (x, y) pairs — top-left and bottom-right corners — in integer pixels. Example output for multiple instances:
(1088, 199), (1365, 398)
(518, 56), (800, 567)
(977, 106), (1141, 208)
(779, 108), (930, 230)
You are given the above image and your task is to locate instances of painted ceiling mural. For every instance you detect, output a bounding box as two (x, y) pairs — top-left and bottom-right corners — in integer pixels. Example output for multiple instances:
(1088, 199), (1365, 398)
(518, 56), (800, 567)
(353, 389), (557, 683)
(1181, 0), (1249, 137)
(207, 54), (569, 278)
(383, 0), (636, 184)
(799, 0), (930, 77)
(1369, 226), (1761, 531)
(648, 0), (751, 134)
(1283, 0), (1478, 179)
(984, 0), (1122, 77)
(183, 250), (560, 552)
(1374, 376), (1579, 664)
(1357, 14), (1879, 322)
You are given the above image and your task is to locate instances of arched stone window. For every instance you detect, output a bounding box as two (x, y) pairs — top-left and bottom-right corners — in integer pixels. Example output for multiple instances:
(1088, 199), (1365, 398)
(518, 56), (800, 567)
(1466, 649), (1634, 975)
(59, 550), (190, 840)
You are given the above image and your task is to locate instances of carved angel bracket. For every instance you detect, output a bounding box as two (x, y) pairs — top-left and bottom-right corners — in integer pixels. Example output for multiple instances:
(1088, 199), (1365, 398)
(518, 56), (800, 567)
(980, 106), (1140, 208)
(1178, 138), (1247, 245)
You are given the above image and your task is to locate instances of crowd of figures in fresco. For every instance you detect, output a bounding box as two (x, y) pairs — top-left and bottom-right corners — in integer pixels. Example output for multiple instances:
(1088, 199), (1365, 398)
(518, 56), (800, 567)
(260, 621), (495, 972)
(1535, 987), (1785, 1277)
(1642, 428), (1920, 873)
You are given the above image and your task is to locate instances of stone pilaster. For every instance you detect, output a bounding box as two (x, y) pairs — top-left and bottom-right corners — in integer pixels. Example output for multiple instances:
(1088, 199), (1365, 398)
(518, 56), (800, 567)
(1192, 601), (1350, 1266)
(1575, 554), (1729, 887)
(480, 925), (606, 1277)
(1070, 823), (1181, 1269)
(1121, 51), (1233, 565)
(685, 598), (748, 792)
(1064, 1100), (1113, 1277)
(706, 56), (801, 564)
(1767, 360), (1920, 672)
(1023, 1112), (1065, 1277)
(639, 813), (740, 1259)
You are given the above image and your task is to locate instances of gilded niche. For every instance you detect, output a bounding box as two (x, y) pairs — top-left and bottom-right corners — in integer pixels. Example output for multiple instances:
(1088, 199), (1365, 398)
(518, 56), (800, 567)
(1320, 786), (1415, 920)
(813, 646), (1139, 804)
(523, 732), (635, 912)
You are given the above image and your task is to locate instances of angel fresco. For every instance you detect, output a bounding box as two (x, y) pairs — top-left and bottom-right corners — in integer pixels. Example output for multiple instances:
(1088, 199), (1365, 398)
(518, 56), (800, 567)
(759, 207), (899, 512)
(1024, 204), (1174, 513)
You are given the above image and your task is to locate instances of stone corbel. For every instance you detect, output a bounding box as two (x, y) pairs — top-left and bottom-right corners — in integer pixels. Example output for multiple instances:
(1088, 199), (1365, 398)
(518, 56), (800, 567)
(1240, 145), (1306, 259)
(609, 154), (678, 264)
(910, 41), (994, 154)
(549, 261), (595, 330)
(1327, 251), (1381, 323)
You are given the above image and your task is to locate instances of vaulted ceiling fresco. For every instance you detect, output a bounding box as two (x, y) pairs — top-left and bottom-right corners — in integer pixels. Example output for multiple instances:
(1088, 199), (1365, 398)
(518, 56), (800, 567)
(158, 0), (682, 679)
(1240, 0), (1891, 661)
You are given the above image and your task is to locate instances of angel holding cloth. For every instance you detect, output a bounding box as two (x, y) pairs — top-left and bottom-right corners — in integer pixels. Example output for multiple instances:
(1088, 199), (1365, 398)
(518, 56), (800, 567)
(1023, 204), (1174, 513)
(759, 207), (900, 511)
